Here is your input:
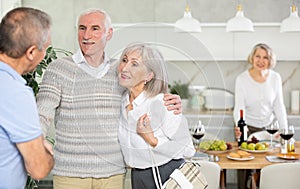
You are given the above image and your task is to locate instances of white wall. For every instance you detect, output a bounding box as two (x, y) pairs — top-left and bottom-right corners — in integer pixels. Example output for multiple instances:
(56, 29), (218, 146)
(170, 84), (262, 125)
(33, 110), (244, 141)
(10, 1), (300, 185)
(18, 0), (300, 111)
(21, 0), (300, 54)
(108, 23), (300, 61)
(0, 0), (21, 18)
(8, 0), (300, 111)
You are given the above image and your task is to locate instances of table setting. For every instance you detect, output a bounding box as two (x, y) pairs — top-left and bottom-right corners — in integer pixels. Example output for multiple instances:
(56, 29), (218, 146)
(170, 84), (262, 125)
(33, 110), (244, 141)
(189, 119), (300, 165)
(188, 119), (300, 189)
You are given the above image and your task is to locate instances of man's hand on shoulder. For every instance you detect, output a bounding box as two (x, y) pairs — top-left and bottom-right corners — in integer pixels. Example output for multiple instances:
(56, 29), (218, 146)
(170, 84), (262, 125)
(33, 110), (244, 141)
(163, 94), (182, 115)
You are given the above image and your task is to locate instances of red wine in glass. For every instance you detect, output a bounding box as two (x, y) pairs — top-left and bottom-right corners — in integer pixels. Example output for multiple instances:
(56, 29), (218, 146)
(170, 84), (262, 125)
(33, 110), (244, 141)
(192, 120), (205, 148)
(280, 125), (294, 153)
(266, 121), (279, 149)
(280, 133), (294, 140)
(192, 133), (205, 140)
(266, 129), (278, 135)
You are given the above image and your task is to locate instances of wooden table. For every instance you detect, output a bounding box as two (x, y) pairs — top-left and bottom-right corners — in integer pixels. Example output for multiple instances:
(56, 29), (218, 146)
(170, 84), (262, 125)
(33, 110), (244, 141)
(212, 142), (300, 189)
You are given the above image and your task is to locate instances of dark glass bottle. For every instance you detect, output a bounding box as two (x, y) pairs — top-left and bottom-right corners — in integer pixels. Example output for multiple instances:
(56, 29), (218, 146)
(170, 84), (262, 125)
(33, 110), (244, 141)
(238, 109), (248, 146)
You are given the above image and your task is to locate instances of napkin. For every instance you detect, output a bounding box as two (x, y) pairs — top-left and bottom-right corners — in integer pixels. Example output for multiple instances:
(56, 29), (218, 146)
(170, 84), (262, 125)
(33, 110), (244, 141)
(191, 152), (209, 161)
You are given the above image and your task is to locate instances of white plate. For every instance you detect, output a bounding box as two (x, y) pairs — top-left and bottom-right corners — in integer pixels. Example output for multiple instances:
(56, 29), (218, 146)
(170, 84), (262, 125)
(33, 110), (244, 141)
(226, 155), (254, 161)
(277, 153), (300, 160)
(259, 140), (280, 144)
(239, 147), (269, 153)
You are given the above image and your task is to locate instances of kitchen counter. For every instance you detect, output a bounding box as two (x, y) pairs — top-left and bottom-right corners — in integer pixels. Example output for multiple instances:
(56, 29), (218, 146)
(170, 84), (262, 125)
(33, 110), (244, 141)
(184, 109), (233, 116)
(184, 108), (300, 141)
(184, 108), (300, 117)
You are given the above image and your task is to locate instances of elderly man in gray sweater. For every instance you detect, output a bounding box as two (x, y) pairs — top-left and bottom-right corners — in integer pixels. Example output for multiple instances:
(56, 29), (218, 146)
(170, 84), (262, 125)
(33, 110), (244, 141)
(37, 8), (181, 189)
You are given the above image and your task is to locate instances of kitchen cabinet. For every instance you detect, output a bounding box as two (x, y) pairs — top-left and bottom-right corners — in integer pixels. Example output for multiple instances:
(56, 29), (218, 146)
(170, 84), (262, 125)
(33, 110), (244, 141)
(107, 23), (300, 61)
(192, 23), (300, 61)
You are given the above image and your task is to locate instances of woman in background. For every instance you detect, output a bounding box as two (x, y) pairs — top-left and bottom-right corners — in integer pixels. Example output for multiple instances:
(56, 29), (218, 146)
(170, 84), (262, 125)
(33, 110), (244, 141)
(234, 43), (288, 189)
(117, 43), (195, 189)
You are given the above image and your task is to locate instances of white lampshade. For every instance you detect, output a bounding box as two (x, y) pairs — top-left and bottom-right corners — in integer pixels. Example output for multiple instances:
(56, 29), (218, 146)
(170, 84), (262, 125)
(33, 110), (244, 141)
(280, 5), (300, 32)
(174, 5), (201, 33)
(226, 5), (254, 32)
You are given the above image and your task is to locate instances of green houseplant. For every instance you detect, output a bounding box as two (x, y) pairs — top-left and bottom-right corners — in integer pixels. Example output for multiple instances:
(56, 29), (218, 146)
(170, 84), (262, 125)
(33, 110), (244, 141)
(23, 46), (72, 189)
(22, 46), (72, 95)
(169, 80), (190, 110)
(168, 80), (190, 99)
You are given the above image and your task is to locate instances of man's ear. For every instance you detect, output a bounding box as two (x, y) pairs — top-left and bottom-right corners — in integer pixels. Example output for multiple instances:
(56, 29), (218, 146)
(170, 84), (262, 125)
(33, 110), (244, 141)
(106, 27), (113, 41)
(25, 45), (36, 61)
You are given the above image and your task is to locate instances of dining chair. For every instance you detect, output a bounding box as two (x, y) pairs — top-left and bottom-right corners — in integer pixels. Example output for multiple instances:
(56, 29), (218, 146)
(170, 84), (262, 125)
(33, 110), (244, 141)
(196, 160), (221, 189)
(259, 163), (300, 189)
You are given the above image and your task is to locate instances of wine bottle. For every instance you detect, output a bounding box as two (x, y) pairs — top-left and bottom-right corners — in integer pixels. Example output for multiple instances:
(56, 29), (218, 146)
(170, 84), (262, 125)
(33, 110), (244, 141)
(238, 109), (248, 146)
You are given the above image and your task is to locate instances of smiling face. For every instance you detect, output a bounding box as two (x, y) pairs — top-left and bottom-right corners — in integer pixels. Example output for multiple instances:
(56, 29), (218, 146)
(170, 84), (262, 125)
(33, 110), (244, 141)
(251, 48), (270, 71)
(118, 50), (153, 91)
(77, 12), (112, 57)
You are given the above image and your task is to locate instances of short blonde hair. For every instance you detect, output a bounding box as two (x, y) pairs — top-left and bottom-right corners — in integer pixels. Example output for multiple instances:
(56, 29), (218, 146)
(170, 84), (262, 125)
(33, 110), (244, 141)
(247, 43), (276, 69)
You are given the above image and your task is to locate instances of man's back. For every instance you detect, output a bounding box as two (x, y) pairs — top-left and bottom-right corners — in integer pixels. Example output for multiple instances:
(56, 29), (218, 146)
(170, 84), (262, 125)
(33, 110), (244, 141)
(0, 62), (42, 188)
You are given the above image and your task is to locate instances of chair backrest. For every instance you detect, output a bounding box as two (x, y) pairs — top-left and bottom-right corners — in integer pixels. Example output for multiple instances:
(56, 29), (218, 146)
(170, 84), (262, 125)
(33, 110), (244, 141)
(259, 163), (300, 189)
(196, 160), (221, 189)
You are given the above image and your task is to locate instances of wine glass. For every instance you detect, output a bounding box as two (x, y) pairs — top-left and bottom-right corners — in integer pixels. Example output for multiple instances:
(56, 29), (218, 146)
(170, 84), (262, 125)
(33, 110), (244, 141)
(265, 120), (279, 149)
(279, 125), (295, 153)
(191, 120), (205, 150)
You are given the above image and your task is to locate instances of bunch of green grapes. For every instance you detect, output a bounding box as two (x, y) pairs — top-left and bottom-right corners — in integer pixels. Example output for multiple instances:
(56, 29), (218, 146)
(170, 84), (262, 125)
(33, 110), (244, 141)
(199, 140), (229, 151)
(199, 140), (212, 150)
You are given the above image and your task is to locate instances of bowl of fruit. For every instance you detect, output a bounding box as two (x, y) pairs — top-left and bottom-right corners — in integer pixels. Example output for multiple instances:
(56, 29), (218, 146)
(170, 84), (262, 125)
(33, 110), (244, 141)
(199, 140), (232, 154)
(239, 136), (270, 153)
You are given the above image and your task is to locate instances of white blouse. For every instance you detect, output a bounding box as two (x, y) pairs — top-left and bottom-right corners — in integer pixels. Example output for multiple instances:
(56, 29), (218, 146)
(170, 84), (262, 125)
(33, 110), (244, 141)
(233, 70), (288, 129)
(118, 92), (195, 169)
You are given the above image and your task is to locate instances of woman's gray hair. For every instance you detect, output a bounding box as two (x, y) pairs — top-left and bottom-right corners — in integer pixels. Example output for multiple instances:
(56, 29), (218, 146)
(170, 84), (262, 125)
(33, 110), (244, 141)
(76, 8), (112, 32)
(247, 43), (276, 69)
(119, 42), (169, 98)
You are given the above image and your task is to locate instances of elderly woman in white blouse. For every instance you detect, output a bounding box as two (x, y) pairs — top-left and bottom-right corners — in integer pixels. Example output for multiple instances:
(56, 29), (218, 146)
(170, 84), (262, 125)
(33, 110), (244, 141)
(117, 43), (195, 189)
(234, 43), (288, 138)
(233, 43), (288, 189)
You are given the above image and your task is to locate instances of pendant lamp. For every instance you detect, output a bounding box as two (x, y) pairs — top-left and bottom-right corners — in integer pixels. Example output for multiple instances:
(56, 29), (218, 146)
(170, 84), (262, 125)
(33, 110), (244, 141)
(174, 5), (201, 33)
(226, 4), (254, 32)
(280, 5), (300, 32)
